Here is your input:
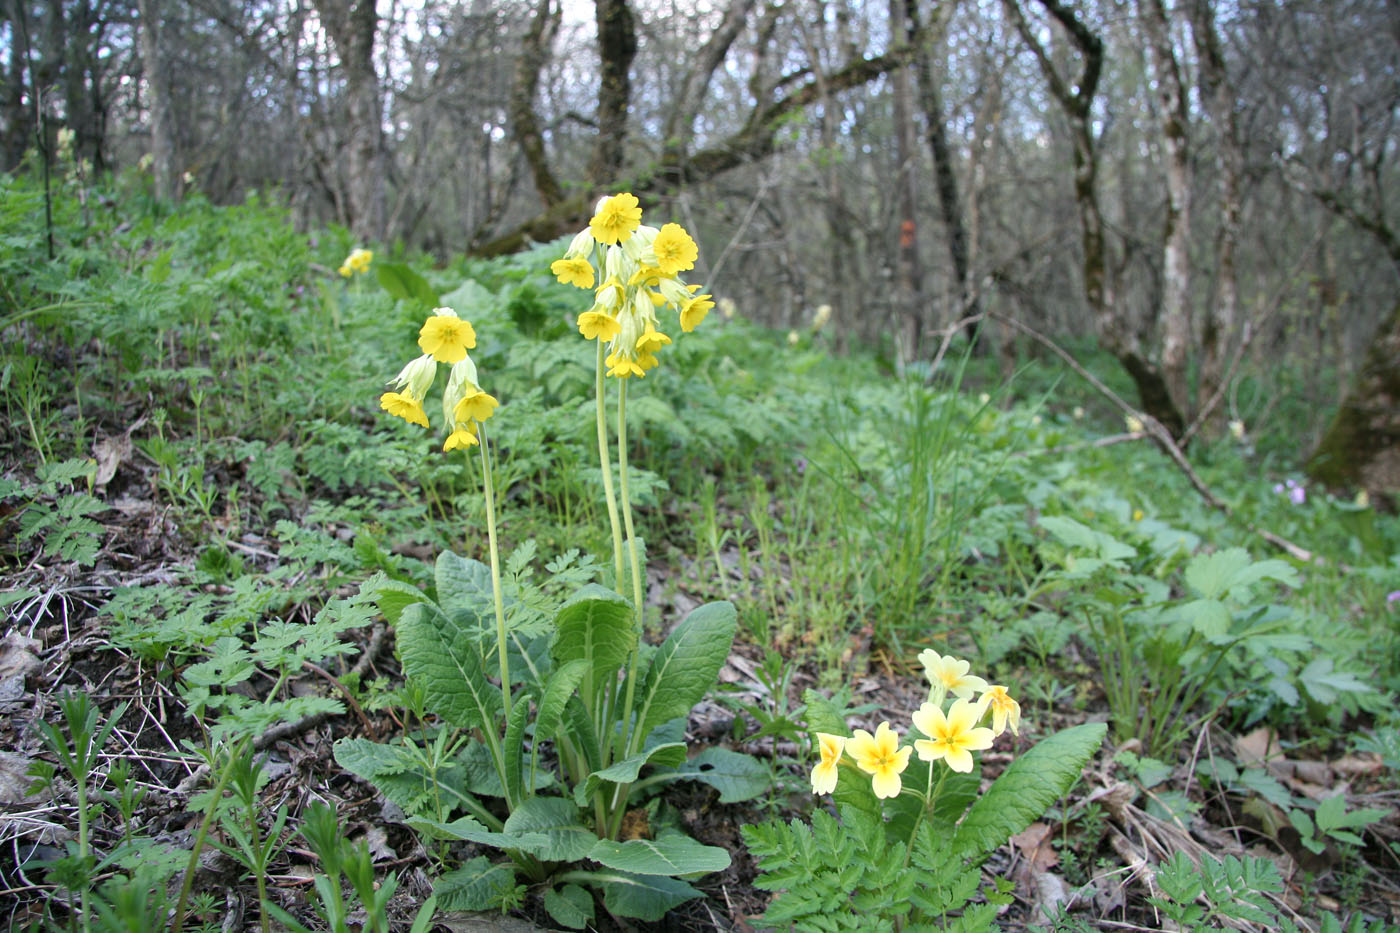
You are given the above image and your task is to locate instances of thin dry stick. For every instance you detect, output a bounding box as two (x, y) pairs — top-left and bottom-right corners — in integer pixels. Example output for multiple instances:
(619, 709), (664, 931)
(987, 311), (1321, 565)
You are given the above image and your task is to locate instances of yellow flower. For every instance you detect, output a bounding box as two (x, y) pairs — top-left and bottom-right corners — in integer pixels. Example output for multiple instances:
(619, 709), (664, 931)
(635, 326), (671, 355)
(1132, 508), (1144, 522)
(551, 257), (595, 289)
(918, 649), (989, 700)
(578, 310), (622, 341)
(847, 721), (912, 799)
(443, 423), (479, 451)
(350, 248), (373, 272)
(589, 193), (643, 245)
(912, 699), (996, 773)
(636, 350), (660, 372)
(977, 686), (1021, 737)
(455, 389), (499, 423)
(1125, 414), (1144, 434)
(338, 262), (353, 278)
(810, 733), (846, 795)
(680, 293), (714, 332)
(380, 391), (428, 428)
(605, 350), (645, 379)
(652, 223), (698, 276)
(418, 311), (477, 364)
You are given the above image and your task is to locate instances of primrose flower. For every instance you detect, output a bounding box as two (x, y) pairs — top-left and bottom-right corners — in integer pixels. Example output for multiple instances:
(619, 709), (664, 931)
(977, 685), (1022, 737)
(605, 349), (646, 379)
(578, 310), (622, 341)
(1229, 420), (1245, 441)
(680, 293), (714, 332)
(339, 247), (373, 277)
(912, 699), (995, 773)
(918, 650), (989, 701)
(380, 391), (429, 428)
(418, 308), (477, 364)
(443, 423), (479, 451)
(812, 304), (832, 332)
(847, 721), (912, 799)
(719, 297), (737, 319)
(1125, 415), (1144, 434)
(455, 389), (499, 424)
(635, 325), (671, 355)
(810, 733), (846, 795)
(391, 354), (437, 402)
(551, 257), (595, 289)
(590, 193), (643, 245)
(1073, 406), (1085, 420)
(651, 223), (698, 276)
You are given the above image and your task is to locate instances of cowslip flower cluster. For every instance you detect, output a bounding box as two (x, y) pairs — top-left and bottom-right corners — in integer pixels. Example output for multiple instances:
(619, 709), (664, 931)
(551, 193), (714, 378)
(811, 651), (1021, 799)
(339, 248), (373, 278)
(379, 307), (499, 451)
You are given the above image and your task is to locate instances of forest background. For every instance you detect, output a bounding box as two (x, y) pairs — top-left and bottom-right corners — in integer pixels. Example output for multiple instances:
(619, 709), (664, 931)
(5, 0), (1399, 476)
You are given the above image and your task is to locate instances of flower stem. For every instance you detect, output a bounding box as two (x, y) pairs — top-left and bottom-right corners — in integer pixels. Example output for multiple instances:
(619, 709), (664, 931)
(479, 429), (513, 753)
(594, 341), (625, 591)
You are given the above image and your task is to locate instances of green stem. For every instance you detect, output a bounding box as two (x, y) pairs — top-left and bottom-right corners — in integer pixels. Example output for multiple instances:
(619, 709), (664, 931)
(478, 430), (514, 787)
(594, 340), (625, 590)
(617, 379), (646, 753)
(171, 739), (249, 933)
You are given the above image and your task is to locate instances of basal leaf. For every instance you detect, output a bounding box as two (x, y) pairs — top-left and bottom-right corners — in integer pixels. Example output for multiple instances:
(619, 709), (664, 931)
(588, 831), (731, 876)
(634, 601), (737, 740)
(503, 797), (596, 862)
(543, 883), (594, 929)
(551, 585), (636, 688)
(574, 742), (686, 806)
(537, 659), (588, 742)
(592, 870), (702, 922)
(433, 856), (517, 911)
(951, 722), (1105, 860)
(668, 748), (769, 803)
(435, 551), (493, 624)
(503, 691), (532, 802)
(407, 815), (551, 855)
(359, 572), (429, 626)
(397, 602), (502, 731)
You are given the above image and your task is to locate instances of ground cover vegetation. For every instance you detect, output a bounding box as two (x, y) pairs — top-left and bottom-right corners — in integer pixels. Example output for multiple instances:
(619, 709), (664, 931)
(2, 166), (1399, 932)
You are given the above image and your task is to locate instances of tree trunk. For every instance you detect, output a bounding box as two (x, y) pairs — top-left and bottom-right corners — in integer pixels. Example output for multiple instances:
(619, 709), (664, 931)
(137, 0), (179, 200)
(509, 0), (563, 206)
(2, 0), (35, 171)
(1189, 0), (1243, 438)
(1139, 0), (1192, 423)
(888, 0), (922, 362)
(588, 0), (637, 186)
(313, 0), (387, 242)
(1307, 299), (1400, 505)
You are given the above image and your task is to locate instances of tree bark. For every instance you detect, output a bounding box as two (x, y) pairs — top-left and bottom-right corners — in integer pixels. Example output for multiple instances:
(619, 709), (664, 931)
(888, 0), (923, 361)
(2, 0), (35, 171)
(588, 0), (637, 185)
(312, 0), (387, 242)
(1139, 0), (1192, 423)
(137, 0), (179, 200)
(509, 0), (563, 206)
(1307, 299), (1400, 505)
(1189, 0), (1244, 438)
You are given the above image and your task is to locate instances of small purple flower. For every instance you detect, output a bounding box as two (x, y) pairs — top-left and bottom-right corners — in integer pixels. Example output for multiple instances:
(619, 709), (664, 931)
(1388, 591), (1400, 605)
(1289, 484), (1306, 506)
(794, 456), (808, 476)
(1272, 483), (1285, 495)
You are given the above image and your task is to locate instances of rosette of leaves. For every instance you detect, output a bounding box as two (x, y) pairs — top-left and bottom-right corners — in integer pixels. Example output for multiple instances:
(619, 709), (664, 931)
(334, 552), (766, 927)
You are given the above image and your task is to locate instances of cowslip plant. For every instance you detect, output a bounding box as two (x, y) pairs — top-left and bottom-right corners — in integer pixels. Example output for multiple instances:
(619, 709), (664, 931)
(336, 202), (760, 927)
(744, 653), (1105, 931)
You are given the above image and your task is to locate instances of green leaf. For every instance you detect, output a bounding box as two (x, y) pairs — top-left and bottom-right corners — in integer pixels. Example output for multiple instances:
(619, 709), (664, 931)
(503, 797), (597, 862)
(537, 659), (588, 743)
(668, 748), (769, 803)
(634, 601), (737, 740)
(360, 573), (429, 626)
(397, 602), (502, 731)
(433, 856), (516, 910)
(503, 691), (531, 802)
(435, 551), (493, 624)
(1182, 598), (1232, 639)
(951, 723), (1105, 860)
(1315, 794), (1389, 836)
(1184, 548), (1298, 601)
(551, 586), (636, 687)
(543, 884), (594, 929)
(575, 743), (687, 807)
(407, 815), (550, 855)
(590, 870), (703, 921)
(1299, 658), (1372, 704)
(376, 262), (441, 308)
(588, 831), (731, 876)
